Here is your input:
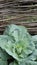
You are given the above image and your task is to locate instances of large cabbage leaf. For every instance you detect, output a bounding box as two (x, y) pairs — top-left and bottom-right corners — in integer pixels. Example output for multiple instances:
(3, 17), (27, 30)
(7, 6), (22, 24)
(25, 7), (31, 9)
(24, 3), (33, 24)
(0, 25), (35, 61)
(32, 35), (37, 49)
(0, 48), (10, 65)
(19, 60), (37, 65)
(0, 60), (8, 65)
(9, 54), (37, 65)
(9, 61), (18, 65)
(9, 60), (37, 65)
(25, 61), (37, 65)
(0, 48), (10, 61)
(25, 49), (37, 61)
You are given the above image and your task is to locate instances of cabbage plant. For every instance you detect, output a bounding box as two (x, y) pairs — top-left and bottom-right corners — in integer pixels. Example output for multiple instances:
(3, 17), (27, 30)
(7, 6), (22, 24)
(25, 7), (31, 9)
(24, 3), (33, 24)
(0, 24), (37, 65)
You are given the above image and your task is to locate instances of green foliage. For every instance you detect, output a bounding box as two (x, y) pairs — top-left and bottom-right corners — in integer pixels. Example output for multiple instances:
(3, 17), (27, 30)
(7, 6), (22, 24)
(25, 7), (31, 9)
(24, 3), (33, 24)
(0, 60), (8, 65)
(0, 48), (10, 65)
(32, 35), (37, 49)
(1, 25), (35, 61)
(0, 24), (37, 65)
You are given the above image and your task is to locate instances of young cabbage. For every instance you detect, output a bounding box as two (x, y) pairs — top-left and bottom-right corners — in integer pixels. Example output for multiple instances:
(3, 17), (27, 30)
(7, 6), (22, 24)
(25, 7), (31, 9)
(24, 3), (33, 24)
(0, 25), (35, 61)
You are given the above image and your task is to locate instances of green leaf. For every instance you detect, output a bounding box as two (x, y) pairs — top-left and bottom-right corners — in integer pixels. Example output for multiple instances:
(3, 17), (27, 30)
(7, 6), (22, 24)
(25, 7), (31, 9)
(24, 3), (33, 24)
(25, 49), (37, 61)
(0, 25), (35, 61)
(32, 35), (37, 49)
(9, 60), (37, 65)
(9, 61), (18, 65)
(25, 61), (37, 65)
(0, 60), (8, 65)
(0, 48), (10, 61)
(0, 48), (9, 65)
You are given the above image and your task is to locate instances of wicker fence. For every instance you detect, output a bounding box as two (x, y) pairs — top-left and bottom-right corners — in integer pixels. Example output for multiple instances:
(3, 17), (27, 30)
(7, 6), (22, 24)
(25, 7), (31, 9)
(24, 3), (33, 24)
(0, 0), (37, 35)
